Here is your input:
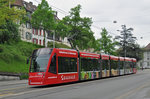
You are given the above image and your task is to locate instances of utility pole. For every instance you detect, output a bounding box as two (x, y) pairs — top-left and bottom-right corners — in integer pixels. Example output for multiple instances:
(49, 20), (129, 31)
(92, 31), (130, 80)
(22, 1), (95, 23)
(53, 30), (55, 48)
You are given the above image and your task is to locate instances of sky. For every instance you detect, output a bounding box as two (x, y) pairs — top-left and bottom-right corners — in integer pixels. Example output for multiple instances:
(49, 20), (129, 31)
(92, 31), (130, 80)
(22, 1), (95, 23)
(25, 0), (150, 47)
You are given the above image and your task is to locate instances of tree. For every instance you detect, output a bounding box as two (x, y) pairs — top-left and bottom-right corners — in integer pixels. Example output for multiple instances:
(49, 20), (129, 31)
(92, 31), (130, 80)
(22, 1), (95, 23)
(31, 0), (55, 30)
(95, 28), (117, 55)
(0, 0), (25, 43)
(115, 25), (143, 61)
(115, 25), (136, 57)
(31, 0), (56, 46)
(0, 20), (20, 44)
(0, 0), (25, 28)
(61, 5), (95, 50)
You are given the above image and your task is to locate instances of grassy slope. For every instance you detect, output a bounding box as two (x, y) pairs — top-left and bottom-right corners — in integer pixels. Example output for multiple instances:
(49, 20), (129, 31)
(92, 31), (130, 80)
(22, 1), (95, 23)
(0, 41), (43, 73)
(0, 41), (71, 73)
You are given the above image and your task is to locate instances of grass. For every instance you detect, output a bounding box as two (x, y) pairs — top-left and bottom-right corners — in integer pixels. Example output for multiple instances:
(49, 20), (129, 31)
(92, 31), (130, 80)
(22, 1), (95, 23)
(0, 41), (43, 73)
(0, 41), (71, 74)
(48, 41), (71, 49)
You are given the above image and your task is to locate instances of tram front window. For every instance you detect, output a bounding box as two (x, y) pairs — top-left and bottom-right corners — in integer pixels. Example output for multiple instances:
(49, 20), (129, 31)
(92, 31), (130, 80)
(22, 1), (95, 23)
(30, 48), (52, 72)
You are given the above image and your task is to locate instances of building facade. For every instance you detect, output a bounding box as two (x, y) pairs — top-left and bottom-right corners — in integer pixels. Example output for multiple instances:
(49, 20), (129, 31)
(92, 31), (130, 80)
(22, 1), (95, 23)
(138, 43), (150, 69)
(12, 0), (69, 47)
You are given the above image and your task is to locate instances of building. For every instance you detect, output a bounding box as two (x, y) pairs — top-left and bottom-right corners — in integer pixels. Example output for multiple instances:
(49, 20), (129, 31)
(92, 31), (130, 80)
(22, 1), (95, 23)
(12, 0), (69, 47)
(138, 43), (150, 69)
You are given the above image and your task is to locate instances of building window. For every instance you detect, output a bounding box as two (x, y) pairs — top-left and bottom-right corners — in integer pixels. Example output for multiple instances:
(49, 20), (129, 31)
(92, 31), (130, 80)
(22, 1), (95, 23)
(27, 12), (31, 19)
(23, 3), (27, 8)
(40, 29), (41, 36)
(33, 38), (37, 44)
(36, 39), (38, 44)
(43, 30), (45, 37)
(39, 40), (41, 45)
(140, 62), (143, 67)
(26, 32), (32, 40)
(43, 40), (45, 45)
(36, 29), (38, 35)
(148, 62), (150, 66)
(26, 22), (31, 29)
(32, 29), (34, 34)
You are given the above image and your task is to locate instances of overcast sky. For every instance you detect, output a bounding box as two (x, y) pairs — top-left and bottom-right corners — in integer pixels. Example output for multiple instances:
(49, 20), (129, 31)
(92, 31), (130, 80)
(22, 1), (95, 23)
(25, 0), (150, 47)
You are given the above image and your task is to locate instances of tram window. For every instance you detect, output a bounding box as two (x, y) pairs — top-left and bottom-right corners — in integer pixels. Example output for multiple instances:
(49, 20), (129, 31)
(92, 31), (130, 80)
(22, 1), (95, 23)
(120, 61), (124, 69)
(102, 60), (109, 70)
(58, 57), (77, 73)
(126, 62), (130, 69)
(81, 58), (99, 71)
(133, 63), (136, 68)
(49, 54), (56, 74)
(130, 62), (133, 68)
(110, 60), (118, 69)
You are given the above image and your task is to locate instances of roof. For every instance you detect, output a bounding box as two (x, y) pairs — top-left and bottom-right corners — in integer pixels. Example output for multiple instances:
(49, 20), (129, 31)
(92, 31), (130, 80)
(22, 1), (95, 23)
(145, 43), (150, 50)
(23, 1), (37, 12)
(12, 0), (36, 12)
(12, 0), (23, 7)
(12, 0), (58, 20)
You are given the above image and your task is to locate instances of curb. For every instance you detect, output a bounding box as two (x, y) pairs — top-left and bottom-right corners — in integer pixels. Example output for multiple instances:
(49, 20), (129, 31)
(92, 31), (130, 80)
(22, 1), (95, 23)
(0, 72), (28, 81)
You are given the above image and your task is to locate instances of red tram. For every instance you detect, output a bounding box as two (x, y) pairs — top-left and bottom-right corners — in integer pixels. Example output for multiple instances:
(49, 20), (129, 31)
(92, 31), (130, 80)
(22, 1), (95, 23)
(28, 48), (137, 85)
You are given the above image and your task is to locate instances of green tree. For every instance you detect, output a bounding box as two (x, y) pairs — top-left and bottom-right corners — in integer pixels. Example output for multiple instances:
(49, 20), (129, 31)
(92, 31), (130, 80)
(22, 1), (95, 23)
(95, 28), (117, 55)
(0, 0), (25, 43)
(31, 0), (55, 30)
(117, 42), (143, 61)
(31, 0), (56, 46)
(0, 20), (20, 44)
(61, 5), (95, 50)
(0, 0), (25, 27)
(115, 25), (143, 61)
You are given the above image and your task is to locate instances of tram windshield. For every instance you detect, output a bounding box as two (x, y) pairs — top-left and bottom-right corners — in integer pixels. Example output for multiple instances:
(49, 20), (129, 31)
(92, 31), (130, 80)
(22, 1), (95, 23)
(30, 48), (53, 72)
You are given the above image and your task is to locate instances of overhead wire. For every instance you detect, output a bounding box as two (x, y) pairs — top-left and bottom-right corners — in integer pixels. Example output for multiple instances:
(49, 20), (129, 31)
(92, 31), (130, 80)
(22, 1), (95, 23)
(32, 0), (120, 36)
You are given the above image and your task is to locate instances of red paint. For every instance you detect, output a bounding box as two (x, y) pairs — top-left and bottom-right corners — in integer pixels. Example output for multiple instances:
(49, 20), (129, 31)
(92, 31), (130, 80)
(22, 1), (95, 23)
(28, 48), (137, 86)
(101, 54), (109, 60)
(132, 58), (137, 74)
(119, 57), (124, 61)
(110, 55), (119, 60)
(125, 57), (132, 61)
(29, 48), (79, 85)
(80, 52), (100, 59)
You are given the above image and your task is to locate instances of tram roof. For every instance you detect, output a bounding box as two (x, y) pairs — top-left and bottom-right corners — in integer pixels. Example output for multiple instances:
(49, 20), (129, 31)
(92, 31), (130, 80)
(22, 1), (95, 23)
(132, 58), (137, 62)
(79, 52), (100, 59)
(119, 57), (125, 61)
(124, 57), (132, 61)
(110, 55), (119, 60)
(101, 54), (109, 60)
(55, 48), (78, 57)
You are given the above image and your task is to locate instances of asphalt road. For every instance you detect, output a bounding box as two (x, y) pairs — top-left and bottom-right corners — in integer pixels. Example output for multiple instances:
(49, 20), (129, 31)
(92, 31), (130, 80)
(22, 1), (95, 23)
(0, 70), (150, 99)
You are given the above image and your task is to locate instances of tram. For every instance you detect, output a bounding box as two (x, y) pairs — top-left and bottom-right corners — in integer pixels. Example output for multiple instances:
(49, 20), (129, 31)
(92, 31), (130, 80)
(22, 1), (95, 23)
(28, 48), (137, 85)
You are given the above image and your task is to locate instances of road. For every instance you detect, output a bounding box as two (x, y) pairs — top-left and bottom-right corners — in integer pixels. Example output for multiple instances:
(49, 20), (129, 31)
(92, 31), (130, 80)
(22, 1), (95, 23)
(0, 70), (150, 99)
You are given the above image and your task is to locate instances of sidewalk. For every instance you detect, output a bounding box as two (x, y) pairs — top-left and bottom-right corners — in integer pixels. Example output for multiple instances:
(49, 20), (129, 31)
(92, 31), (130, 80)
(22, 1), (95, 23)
(0, 75), (20, 81)
(0, 79), (28, 86)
